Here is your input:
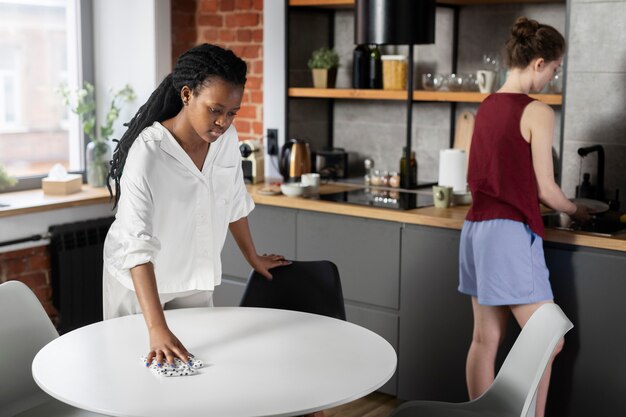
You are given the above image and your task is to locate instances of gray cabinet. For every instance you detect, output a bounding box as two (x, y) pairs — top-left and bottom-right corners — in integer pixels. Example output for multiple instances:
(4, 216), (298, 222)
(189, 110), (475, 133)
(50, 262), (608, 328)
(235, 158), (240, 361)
(214, 205), (297, 307)
(544, 243), (626, 417)
(296, 210), (401, 395)
(399, 224), (472, 401)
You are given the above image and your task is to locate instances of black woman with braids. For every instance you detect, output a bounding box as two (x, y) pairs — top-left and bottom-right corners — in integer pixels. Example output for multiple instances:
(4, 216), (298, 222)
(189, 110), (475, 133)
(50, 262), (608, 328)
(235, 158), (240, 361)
(103, 44), (290, 369)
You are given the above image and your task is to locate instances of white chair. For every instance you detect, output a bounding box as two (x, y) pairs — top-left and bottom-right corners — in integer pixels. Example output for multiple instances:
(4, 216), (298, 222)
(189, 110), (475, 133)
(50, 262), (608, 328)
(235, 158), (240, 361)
(0, 280), (105, 417)
(390, 303), (573, 417)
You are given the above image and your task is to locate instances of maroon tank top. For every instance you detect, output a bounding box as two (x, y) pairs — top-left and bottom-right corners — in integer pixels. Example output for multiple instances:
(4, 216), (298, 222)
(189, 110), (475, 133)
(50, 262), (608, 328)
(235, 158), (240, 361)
(466, 93), (544, 237)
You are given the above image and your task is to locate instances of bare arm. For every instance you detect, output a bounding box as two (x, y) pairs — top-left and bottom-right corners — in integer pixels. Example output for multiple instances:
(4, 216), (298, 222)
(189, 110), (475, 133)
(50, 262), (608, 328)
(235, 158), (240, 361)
(130, 262), (191, 366)
(526, 102), (589, 220)
(228, 217), (290, 279)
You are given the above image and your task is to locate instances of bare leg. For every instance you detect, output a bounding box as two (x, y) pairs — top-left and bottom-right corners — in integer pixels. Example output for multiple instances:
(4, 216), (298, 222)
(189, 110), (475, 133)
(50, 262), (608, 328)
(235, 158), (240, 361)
(466, 297), (509, 399)
(511, 301), (564, 417)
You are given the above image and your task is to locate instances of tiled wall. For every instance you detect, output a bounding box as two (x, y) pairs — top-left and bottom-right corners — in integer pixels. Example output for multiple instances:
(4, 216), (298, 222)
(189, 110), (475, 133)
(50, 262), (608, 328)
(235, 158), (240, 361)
(561, 0), (626, 199)
(290, 5), (571, 184)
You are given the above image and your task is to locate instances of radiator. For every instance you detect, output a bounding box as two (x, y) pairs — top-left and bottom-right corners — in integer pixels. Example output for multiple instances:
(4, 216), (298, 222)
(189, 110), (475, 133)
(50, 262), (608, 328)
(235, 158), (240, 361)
(49, 216), (114, 333)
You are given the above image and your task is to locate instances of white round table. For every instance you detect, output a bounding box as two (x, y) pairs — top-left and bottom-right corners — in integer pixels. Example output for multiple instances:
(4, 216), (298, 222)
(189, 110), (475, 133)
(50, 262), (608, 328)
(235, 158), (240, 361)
(33, 307), (397, 417)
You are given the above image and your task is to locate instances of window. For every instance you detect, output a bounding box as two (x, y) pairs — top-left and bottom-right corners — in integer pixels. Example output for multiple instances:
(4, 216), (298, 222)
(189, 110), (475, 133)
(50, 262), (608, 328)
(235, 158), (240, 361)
(0, 0), (88, 184)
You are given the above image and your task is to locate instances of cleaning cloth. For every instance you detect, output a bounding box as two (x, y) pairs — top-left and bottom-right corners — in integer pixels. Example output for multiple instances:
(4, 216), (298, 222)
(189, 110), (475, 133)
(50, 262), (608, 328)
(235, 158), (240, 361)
(140, 355), (204, 377)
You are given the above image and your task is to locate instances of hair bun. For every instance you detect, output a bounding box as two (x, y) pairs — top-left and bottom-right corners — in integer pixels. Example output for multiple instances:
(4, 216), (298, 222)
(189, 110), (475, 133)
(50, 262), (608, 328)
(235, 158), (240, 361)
(511, 16), (539, 40)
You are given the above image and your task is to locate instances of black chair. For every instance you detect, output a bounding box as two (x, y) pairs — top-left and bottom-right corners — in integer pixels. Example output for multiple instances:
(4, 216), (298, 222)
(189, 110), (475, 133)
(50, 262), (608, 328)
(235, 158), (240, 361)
(239, 260), (346, 320)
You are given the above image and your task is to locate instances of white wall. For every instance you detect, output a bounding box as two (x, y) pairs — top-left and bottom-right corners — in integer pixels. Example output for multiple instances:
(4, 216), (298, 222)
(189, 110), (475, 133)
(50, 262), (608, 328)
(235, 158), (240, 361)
(1, 0), (172, 251)
(93, 0), (172, 140)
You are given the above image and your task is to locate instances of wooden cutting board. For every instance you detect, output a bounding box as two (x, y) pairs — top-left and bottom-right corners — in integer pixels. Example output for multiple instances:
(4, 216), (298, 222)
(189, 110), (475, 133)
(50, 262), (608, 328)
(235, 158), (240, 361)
(453, 111), (475, 156)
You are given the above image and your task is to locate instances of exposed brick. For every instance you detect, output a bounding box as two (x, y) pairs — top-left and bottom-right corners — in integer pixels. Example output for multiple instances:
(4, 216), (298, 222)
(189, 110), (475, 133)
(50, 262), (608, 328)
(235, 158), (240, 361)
(252, 0), (263, 11)
(199, 0), (218, 12)
(173, 29), (198, 44)
(29, 253), (50, 271)
(200, 28), (219, 42)
(226, 12), (259, 28)
(237, 29), (252, 42)
(234, 119), (251, 133)
(250, 91), (263, 104)
(251, 60), (263, 75)
(237, 104), (257, 119)
(251, 28), (263, 43)
(33, 285), (52, 303)
(42, 301), (58, 318)
(246, 75), (262, 90)
(219, 29), (236, 42)
(220, 0), (235, 11)
(235, 0), (254, 10)
(5, 257), (28, 276)
(252, 121), (264, 135)
(197, 14), (224, 27)
(15, 272), (48, 290)
(239, 45), (261, 59)
(172, 12), (195, 28)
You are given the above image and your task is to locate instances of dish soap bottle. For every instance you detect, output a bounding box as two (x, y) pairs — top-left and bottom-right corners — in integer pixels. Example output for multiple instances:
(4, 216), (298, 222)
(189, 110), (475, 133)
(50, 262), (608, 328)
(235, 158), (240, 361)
(368, 45), (382, 89)
(353, 44), (370, 89)
(400, 147), (417, 189)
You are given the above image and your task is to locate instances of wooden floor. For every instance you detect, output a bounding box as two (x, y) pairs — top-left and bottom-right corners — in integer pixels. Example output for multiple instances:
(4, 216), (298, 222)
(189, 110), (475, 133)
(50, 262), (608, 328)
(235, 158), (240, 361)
(323, 392), (403, 417)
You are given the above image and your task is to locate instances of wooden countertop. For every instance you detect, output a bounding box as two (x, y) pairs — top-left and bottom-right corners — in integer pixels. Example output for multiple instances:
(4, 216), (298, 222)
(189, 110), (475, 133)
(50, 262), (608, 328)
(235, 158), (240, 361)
(2, 183), (625, 252)
(249, 183), (626, 253)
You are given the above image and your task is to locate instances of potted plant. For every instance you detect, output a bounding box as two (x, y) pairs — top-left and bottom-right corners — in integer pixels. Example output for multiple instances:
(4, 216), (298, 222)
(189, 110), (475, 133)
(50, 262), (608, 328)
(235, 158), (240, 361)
(58, 82), (135, 187)
(307, 47), (340, 89)
(0, 163), (17, 207)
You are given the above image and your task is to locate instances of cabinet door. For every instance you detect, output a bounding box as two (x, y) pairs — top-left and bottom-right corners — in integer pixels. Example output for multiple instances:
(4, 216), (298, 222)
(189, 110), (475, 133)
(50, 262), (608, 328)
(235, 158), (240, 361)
(296, 211), (401, 309)
(345, 304), (399, 396)
(545, 243), (626, 417)
(399, 224), (473, 401)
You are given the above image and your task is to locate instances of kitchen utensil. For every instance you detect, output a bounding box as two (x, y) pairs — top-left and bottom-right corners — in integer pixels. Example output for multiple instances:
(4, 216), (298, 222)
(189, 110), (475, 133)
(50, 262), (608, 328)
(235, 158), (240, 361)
(280, 138), (311, 182)
(446, 73), (464, 91)
(477, 70), (496, 93)
(433, 185), (453, 208)
(453, 111), (475, 156)
(422, 73), (444, 91)
(280, 182), (311, 198)
(256, 186), (281, 196)
(570, 198), (610, 214)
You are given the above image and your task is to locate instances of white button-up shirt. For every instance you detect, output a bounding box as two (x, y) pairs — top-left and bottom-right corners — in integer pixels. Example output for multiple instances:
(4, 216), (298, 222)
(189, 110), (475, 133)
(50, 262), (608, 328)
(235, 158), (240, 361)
(103, 122), (254, 293)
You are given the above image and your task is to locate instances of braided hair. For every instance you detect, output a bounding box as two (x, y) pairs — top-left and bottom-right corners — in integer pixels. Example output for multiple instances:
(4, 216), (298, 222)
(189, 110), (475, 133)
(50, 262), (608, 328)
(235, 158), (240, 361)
(504, 17), (565, 69)
(107, 43), (247, 208)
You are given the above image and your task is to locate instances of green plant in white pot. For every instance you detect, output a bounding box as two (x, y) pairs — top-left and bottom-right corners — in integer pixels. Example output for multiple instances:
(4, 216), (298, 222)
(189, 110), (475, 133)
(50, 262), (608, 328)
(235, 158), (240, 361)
(58, 82), (135, 187)
(307, 47), (340, 89)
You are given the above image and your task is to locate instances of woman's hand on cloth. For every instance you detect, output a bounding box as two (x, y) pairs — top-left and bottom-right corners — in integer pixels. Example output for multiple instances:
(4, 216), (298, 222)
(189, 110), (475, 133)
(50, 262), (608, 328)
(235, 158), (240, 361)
(146, 324), (194, 369)
(570, 204), (592, 223)
(251, 253), (292, 280)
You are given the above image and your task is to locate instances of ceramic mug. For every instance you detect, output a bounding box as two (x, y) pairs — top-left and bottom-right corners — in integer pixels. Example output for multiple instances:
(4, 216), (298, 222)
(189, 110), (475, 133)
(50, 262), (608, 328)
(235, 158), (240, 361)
(433, 185), (453, 208)
(476, 70), (496, 94)
(301, 173), (321, 194)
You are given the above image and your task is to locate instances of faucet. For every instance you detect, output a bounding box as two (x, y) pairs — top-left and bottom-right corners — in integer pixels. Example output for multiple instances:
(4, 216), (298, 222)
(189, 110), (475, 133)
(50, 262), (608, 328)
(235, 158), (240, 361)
(577, 145), (605, 201)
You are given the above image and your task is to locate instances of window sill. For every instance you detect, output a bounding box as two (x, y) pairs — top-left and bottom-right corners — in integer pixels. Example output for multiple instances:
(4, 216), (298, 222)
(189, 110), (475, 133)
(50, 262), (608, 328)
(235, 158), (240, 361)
(0, 186), (112, 218)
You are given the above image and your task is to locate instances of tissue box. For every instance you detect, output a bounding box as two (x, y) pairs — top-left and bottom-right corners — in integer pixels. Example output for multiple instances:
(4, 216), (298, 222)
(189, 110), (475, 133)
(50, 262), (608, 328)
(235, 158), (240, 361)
(42, 174), (83, 195)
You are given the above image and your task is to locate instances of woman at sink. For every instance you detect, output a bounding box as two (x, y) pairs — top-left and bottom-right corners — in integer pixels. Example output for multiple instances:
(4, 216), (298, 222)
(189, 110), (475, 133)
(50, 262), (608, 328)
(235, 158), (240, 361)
(458, 17), (590, 417)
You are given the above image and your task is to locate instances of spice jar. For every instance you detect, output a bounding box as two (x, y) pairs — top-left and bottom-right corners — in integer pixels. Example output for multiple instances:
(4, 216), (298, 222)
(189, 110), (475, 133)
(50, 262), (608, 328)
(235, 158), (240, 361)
(370, 169), (382, 186)
(380, 170), (390, 187)
(388, 171), (401, 188)
(382, 55), (408, 90)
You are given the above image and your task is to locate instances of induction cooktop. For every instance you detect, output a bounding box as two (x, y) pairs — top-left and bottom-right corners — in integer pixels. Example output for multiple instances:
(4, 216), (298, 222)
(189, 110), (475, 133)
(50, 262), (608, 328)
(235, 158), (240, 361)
(319, 188), (434, 211)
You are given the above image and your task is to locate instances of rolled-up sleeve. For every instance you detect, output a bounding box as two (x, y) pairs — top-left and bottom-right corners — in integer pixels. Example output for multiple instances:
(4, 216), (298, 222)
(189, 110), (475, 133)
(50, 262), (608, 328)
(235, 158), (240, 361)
(117, 173), (161, 269)
(229, 156), (255, 223)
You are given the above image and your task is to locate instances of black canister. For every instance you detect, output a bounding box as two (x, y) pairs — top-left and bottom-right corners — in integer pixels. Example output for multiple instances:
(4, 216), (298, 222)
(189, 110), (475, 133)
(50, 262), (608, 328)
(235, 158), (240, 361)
(352, 44), (370, 89)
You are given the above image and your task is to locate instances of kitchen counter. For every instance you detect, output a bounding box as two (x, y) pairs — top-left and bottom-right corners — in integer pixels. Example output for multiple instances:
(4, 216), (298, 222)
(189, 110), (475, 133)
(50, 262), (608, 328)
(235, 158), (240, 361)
(248, 183), (626, 253)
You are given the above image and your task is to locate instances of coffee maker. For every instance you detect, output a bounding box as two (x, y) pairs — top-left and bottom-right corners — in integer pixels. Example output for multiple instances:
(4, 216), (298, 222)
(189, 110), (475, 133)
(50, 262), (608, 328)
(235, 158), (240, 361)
(239, 139), (264, 184)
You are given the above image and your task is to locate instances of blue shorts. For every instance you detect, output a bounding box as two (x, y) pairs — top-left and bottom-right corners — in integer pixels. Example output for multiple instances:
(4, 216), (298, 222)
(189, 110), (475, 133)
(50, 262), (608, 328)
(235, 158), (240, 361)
(459, 219), (553, 306)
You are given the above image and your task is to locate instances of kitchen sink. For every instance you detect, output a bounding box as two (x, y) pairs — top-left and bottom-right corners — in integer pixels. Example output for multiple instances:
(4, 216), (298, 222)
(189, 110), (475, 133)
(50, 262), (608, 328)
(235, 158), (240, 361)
(542, 212), (626, 237)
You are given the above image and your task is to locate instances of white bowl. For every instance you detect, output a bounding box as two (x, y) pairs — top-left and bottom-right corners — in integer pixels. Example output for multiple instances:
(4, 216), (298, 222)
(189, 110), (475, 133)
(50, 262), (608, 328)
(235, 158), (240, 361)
(280, 182), (311, 198)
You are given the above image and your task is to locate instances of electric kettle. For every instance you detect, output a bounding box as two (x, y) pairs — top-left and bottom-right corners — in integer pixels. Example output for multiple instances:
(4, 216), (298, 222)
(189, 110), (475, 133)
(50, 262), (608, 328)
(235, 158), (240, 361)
(280, 138), (311, 182)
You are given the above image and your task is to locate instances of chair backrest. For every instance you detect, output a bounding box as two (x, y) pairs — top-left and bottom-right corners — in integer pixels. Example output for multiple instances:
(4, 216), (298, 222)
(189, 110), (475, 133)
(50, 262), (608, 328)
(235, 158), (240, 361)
(239, 260), (346, 320)
(479, 303), (574, 417)
(0, 280), (59, 417)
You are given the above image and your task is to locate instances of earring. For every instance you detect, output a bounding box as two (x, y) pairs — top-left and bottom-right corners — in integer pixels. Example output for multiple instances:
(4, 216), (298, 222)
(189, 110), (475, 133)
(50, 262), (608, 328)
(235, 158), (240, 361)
(183, 99), (189, 106)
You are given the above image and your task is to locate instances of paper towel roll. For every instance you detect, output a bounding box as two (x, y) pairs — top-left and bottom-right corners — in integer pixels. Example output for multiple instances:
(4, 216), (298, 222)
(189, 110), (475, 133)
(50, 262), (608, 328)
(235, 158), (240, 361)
(438, 149), (467, 193)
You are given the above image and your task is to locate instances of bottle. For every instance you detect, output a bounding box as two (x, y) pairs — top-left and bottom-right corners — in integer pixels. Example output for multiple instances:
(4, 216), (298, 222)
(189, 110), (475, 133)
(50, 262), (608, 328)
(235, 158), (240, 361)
(575, 172), (595, 199)
(352, 45), (370, 89)
(368, 44), (382, 89)
(400, 147), (417, 188)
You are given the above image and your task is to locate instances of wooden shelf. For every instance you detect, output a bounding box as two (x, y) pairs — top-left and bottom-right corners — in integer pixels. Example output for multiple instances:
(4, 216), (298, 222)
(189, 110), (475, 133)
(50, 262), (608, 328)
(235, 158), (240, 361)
(289, 0), (564, 8)
(289, 88), (562, 105)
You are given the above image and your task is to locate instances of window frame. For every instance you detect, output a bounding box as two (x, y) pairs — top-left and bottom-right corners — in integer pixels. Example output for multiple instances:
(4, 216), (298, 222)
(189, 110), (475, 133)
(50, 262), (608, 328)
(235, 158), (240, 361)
(2, 0), (94, 193)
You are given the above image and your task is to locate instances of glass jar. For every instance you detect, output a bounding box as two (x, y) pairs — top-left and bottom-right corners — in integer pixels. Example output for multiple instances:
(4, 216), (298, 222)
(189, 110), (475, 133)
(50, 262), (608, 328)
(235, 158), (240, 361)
(370, 169), (382, 186)
(86, 140), (112, 187)
(381, 55), (408, 90)
(400, 147), (417, 188)
(380, 170), (390, 187)
(388, 171), (401, 188)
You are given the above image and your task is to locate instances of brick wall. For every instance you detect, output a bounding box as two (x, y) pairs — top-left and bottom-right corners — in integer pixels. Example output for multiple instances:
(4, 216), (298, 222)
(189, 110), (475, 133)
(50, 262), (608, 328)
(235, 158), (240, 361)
(0, 245), (58, 324)
(172, 0), (264, 142)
